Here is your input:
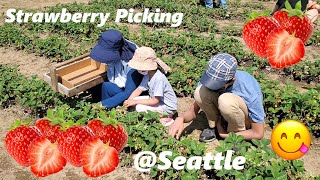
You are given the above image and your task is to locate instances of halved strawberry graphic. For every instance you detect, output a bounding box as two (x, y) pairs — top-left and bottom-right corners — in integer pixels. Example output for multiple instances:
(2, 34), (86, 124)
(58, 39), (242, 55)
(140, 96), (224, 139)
(80, 137), (119, 177)
(242, 12), (280, 58)
(87, 110), (128, 152)
(57, 126), (94, 167)
(273, 1), (314, 43)
(28, 137), (67, 177)
(5, 120), (42, 167)
(266, 28), (305, 68)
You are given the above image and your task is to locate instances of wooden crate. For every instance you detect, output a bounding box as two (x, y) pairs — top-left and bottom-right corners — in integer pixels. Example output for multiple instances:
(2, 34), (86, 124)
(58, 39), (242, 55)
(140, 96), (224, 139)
(43, 53), (107, 97)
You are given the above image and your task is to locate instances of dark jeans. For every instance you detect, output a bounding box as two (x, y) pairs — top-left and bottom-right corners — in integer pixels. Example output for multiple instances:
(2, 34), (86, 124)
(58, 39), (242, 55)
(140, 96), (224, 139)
(101, 69), (142, 109)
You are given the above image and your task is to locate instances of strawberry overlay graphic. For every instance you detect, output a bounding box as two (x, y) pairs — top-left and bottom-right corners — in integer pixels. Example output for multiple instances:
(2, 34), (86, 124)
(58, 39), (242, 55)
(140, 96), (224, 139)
(4, 110), (127, 178)
(242, 1), (314, 68)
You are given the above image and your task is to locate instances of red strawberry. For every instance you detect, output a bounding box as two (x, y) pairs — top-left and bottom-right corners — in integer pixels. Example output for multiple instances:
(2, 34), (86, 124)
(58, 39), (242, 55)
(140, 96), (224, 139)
(28, 137), (67, 177)
(36, 119), (61, 143)
(57, 126), (94, 167)
(273, 1), (314, 43)
(80, 137), (119, 177)
(266, 28), (305, 68)
(5, 122), (42, 166)
(88, 111), (128, 152)
(243, 15), (280, 58)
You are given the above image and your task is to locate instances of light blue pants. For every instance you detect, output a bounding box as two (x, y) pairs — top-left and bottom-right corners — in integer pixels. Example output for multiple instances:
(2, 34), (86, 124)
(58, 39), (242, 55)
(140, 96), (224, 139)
(205, 0), (227, 9)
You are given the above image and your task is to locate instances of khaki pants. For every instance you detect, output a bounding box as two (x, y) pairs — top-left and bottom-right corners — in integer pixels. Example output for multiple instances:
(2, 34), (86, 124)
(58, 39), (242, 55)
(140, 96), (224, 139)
(194, 85), (251, 132)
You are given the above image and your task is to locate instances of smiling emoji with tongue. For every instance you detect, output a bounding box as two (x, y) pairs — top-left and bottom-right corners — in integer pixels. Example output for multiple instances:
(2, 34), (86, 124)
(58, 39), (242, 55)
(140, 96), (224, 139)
(271, 120), (311, 160)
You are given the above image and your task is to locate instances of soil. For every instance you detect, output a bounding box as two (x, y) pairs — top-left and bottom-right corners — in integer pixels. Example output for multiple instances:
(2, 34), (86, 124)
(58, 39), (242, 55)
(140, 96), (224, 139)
(0, 0), (319, 179)
(0, 47), (52, 78)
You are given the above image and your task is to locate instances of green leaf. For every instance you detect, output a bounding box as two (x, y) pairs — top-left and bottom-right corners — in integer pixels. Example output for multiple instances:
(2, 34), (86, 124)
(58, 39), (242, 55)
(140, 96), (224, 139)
(285, 1), (293, 10)
(295, 1), (301, 10)
(47, 109), (54, 119)
(110, 108), (117, 119)
(58, 109), (64, 119)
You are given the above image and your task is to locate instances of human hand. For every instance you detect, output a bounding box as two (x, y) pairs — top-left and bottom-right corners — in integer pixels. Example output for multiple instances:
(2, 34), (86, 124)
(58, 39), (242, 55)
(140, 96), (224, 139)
(123, 100), (136, 108)
(92, 103), (103, 110)
(168, 117), (185, 139)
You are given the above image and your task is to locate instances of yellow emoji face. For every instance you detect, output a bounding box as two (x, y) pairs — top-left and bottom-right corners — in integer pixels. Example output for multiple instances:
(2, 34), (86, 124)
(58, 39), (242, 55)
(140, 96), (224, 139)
(271, 120), (311, 160)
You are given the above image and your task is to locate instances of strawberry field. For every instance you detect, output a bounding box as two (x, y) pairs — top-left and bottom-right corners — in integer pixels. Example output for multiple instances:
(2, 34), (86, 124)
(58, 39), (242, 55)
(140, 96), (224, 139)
(0, 0), (319, 179)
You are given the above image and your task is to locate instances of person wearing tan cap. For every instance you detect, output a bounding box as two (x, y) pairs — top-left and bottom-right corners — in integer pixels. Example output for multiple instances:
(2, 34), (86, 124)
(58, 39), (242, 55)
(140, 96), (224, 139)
(169, 53), (265, 141)
(123, 47), (178, 123)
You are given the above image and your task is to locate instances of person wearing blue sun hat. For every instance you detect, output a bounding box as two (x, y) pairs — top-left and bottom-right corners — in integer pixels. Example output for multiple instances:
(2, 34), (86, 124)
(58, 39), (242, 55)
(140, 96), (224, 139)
(90, 29), (143, 109)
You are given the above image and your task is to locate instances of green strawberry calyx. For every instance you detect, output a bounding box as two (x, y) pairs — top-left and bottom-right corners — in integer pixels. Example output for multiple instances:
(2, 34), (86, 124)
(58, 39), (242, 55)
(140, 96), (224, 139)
(45, 109), (65, 126)
(98, 110), (119, 129)
(283, 0), (304, 19)
(46, 108), (85, 131)
(246, 10), (272, 22)
(8, 118), (32, 130)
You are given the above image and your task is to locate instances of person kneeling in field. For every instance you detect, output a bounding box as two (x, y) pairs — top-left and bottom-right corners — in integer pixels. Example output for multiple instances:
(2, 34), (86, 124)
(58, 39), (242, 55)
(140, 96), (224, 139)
(89, 30), (143, 109)
(169, 53), (265, 141)
(123, 47), (178, 125)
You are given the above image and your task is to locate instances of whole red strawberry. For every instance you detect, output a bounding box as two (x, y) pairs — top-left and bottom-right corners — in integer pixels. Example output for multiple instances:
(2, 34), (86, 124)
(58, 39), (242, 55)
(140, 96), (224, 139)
(87, 111), (128, 152)
(36, 119), (61, 143)
(243, 14), (280, 58)
(273, 1), (314, 43)
(5, 120), (42, 167)
(57, 126), (94, 167)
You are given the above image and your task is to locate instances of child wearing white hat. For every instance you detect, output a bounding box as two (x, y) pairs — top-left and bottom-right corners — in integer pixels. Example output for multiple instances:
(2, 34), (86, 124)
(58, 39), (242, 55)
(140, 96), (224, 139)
(123, 47), (177, 125)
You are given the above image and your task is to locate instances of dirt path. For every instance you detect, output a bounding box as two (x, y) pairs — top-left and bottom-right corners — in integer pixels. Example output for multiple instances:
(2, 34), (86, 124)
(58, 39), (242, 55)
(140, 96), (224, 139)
(0, 47), (52, 78)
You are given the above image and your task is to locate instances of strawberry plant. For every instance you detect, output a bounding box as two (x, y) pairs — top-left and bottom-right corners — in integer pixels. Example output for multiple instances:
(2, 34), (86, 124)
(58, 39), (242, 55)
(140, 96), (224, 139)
(212, 133), (308, 179)
(306, 31), (320, 47)
(283, 60), (320, 83)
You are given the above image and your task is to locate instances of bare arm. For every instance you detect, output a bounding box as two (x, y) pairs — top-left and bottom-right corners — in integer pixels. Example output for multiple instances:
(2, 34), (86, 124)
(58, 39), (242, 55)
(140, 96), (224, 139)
(168, 101), (200, 139)
(180, 101), (200, 123)
(128, 88), (143, 100)
(134, 96), (160, 106)
(217, 120), (264, 140)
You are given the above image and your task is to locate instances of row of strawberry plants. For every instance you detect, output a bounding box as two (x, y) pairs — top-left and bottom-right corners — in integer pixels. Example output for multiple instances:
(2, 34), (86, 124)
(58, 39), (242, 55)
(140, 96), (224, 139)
(14, 0), (269, 40)
(0, 24), (85, 61)
(45, 104), (311, 179)
(0, 65), (317, 178)
(1, 64), (319, 137)
(0, 22), (252, 63)
(17, 0), (218, 35)
(283, 60), (320, 83)
(3, 21), (319, 86)
(0, 65), (91, 116)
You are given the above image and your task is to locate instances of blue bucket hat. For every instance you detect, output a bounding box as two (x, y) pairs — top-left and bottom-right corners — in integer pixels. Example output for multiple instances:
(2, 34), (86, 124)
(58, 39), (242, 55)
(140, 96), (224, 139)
(89, 30), (137, 64)
(200, 53), (237, 91)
